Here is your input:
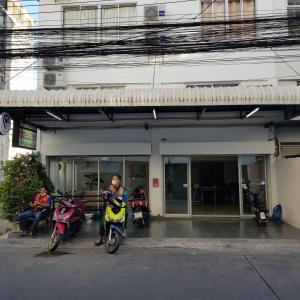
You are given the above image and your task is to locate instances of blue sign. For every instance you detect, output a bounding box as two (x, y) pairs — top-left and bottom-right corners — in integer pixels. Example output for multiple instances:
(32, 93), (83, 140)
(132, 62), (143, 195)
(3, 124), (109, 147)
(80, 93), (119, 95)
(159, 10), (166, 17)
(0, 0), (7, 9)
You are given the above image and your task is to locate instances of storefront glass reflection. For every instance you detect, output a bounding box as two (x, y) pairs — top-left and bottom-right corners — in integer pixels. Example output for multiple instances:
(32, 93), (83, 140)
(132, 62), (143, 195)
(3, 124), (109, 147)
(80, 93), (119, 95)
(125, 156), (149, 196)
(49, 157), (73, 196)
(241, 156), (266, 215)
(74, 157), (98, 193)
(100, 157), (123, 191)
(48, 156), (149, 211)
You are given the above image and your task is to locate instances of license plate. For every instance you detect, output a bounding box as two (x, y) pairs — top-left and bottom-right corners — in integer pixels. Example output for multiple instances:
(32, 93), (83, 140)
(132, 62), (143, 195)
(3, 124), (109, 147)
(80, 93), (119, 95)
(134, 212), (143, 219)
(260, 212), (266, 220)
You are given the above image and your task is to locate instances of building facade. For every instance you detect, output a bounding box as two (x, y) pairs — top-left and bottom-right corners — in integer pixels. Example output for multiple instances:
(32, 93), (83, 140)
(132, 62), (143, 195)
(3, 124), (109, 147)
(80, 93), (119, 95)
(0, 1), (34, 181)
(30, 0), (300, 228)
(38, 0), (300, 89)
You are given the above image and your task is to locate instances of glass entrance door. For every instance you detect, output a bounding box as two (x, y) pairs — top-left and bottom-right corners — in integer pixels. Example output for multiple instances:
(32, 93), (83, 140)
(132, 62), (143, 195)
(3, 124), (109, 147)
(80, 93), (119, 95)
(164, 157), (190, 215)
(240, 155), (267, 215)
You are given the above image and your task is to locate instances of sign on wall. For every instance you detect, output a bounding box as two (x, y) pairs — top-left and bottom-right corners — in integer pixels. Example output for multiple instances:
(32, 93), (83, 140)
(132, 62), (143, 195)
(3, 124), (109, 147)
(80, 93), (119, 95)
(0, 112), (12, 135)
(12, 121), (37, 150)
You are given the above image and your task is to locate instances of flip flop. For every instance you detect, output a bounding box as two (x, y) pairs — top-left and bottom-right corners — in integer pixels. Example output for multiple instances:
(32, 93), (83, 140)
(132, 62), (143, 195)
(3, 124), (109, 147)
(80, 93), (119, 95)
(17, 233), (26, 238)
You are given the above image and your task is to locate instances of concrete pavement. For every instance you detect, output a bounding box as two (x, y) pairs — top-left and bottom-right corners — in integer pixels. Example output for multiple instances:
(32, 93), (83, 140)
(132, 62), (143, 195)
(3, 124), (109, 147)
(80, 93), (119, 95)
(0, 245), (300, 300)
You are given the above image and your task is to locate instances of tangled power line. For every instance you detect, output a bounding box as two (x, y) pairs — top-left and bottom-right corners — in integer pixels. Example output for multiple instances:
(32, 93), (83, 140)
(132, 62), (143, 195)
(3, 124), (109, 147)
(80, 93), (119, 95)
(0, 15), (300, 60)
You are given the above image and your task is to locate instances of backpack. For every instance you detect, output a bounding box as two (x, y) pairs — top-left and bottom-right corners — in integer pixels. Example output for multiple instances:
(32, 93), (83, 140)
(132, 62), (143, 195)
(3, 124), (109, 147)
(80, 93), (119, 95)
(271, 204), (282, 224)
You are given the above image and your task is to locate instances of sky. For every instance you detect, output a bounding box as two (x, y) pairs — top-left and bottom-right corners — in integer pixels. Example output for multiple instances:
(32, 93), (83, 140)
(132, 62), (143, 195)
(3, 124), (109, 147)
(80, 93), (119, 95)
(21, 0), (39, 24)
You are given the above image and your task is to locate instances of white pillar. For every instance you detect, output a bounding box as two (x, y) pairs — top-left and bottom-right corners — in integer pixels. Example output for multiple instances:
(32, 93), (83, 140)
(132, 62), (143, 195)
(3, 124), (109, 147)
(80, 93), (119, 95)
(149, 143), (164, 216)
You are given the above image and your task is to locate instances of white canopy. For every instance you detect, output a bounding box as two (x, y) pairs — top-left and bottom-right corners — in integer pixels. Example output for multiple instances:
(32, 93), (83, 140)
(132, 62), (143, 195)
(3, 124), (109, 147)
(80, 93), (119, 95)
(1, 86), (300, 107)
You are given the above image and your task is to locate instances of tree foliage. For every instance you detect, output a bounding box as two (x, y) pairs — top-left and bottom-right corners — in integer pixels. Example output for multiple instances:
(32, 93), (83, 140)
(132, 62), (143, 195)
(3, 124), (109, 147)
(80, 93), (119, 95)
(0, 153), (54, 220)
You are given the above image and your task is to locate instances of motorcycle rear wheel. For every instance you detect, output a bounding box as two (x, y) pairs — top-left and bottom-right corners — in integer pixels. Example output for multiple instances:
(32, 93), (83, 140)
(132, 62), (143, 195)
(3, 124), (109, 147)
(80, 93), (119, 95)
(48, 228), (61, 252)
(105, 231), (121, 254)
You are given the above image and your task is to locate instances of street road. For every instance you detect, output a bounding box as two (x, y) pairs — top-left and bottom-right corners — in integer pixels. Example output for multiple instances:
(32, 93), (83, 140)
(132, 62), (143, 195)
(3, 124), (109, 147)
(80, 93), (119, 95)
(0, 246), (299, 300)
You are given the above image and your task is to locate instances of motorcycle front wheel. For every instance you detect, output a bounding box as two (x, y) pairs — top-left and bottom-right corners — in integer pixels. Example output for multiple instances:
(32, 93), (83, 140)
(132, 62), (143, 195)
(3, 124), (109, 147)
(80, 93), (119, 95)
(105, 231), (121, 254)
(48, 227), (61, 252)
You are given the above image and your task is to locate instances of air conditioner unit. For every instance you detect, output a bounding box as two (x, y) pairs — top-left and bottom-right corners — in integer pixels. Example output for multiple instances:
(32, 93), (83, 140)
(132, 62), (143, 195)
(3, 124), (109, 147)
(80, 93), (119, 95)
(43, 72), (66, 89)
(144, 5), (166, 23)
(43, 57), (65, 70)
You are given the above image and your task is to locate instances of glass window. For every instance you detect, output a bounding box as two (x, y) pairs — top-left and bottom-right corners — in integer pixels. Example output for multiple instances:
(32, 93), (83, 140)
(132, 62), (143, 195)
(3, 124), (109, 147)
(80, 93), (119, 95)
(200, 0), (255, 39)
(125, 156), (149, 196)
(164, 157), (190, 214)
(241, 156), (266, 215)
(101, 4), (137, 41)
(288, 0), (300, 5)
(49, 157), (73, 196)
(100, 157), (123, 190)
(63, 6), (98, 43)
(288, 7), (300, 37)
(191, 156), (239, 215)
(81, 6), (98, 42)
(74, 156), (98, 193)
(74, 156), (99, 212)
(101, 5), (118, 41)
(201, 0), (225, 40)
(63, 6), (80, 43)
(119, 4), (137, 39)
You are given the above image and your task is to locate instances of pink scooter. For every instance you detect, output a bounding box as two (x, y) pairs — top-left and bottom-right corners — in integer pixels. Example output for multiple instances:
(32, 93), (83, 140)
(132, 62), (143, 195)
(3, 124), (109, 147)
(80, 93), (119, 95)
(48, 198), (85, 252)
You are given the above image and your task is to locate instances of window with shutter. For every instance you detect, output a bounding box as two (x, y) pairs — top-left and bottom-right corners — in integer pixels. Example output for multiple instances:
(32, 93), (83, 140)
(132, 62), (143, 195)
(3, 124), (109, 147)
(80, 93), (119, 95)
(101, 4), (137, 42)
(81, 6), (98, 42)
(200, 0), (255, 40)
(63, 6), (80, 44)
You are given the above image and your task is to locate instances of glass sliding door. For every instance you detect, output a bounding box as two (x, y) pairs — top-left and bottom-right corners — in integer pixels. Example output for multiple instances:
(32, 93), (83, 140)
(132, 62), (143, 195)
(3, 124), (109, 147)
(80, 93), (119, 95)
(240, 155), (266, 215)
(191, 156), (239, 215)
(164, 157), (190, 215)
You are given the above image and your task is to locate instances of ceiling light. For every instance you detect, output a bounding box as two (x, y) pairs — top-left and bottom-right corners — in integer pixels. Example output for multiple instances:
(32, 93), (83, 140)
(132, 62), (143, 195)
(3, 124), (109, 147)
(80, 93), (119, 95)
(46, 110), (62, 121)
(246, 107), (260, 118)
(291, 115), (300, 121)
(153, 108), (157, 120)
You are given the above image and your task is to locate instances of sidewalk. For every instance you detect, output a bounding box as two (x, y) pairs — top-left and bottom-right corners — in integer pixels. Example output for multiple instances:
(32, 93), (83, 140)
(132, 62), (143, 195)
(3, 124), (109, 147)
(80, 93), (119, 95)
(1, 218), (300, 255)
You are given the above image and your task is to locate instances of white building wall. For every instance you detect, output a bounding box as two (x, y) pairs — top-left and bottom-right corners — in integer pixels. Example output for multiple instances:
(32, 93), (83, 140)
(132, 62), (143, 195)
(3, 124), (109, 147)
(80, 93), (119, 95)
(0, 135), (10, 181)
(38, 0), (293, 89)
(268, 127), (300, 229)
(272, 157), (300, 229)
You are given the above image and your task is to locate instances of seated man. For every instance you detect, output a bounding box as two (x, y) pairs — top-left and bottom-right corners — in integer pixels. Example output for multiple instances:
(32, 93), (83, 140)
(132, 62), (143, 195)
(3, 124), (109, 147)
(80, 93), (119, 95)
(18, 185), (53, 238)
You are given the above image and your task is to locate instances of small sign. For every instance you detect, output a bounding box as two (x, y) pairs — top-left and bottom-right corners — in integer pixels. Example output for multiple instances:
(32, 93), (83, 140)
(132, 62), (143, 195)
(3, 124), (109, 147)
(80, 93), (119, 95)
(159, 10), (165, 17)
(0, 112), (12, 135)
(153, 178), (159, 188)
(12, 121), (37, 150)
